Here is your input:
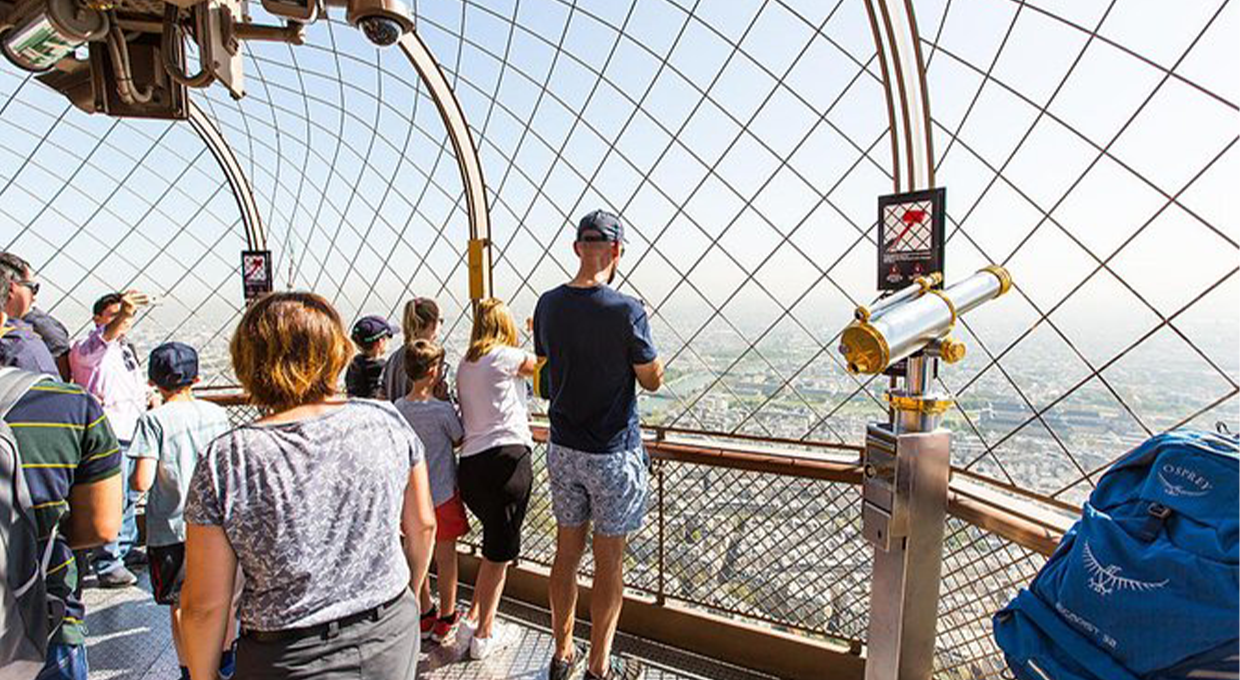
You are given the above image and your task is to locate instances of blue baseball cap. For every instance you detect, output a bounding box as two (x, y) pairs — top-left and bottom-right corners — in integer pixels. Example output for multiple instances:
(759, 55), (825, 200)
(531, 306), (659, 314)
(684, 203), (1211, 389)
(352, 315), (395, 344)
(576, 209), (626, 243)
(148, 342), (199, 390)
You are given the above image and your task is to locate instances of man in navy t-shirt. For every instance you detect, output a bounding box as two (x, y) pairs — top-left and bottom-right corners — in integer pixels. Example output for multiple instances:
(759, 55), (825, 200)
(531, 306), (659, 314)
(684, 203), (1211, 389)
(0, 252), (60, 377)
(535, 210), (664, 680)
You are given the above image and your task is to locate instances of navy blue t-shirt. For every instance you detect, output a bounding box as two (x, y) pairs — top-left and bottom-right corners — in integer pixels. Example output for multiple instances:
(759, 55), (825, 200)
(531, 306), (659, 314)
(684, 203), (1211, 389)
(534, 284), (658, 453)
(0, 317), (60, 375)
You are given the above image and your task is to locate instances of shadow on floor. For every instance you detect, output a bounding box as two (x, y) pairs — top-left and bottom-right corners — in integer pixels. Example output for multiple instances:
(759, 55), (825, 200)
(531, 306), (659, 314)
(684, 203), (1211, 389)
(82, 572), (774, 680)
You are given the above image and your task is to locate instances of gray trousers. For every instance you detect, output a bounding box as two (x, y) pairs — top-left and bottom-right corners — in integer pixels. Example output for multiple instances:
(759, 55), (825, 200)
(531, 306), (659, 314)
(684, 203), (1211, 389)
(236, 590), (419, 679)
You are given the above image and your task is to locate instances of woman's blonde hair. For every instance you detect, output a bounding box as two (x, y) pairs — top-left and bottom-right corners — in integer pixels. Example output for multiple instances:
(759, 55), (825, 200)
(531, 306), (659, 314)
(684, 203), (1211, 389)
(401, 297), (440, 340)
(231, 292), (352, 411)
(465, 298), (518, 362)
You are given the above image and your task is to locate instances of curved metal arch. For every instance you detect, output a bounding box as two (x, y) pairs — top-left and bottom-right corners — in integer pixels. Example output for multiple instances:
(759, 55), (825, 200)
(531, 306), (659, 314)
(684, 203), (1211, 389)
(187, 99), (266, 250)
(860, 4), (940, 680)
(399, 30), (493, 309)
(187, 30), (493, 304)
(865, 0), (935, 192)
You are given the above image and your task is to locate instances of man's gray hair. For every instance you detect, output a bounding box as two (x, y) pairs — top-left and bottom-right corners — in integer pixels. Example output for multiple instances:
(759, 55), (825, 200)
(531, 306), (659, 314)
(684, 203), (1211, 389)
(0, 252), (31, 309)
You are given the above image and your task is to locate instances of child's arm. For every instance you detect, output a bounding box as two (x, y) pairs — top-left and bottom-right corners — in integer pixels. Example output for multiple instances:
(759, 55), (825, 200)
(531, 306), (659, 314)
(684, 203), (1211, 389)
(132, 458), (157, 493)
(447, 405), (464, 449)
(127, 414), (159, 493)
(516, 351), (538, 378)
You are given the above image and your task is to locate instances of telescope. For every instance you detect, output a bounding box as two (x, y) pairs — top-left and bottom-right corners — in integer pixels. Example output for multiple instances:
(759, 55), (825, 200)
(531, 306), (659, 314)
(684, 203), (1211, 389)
(839, 265), (1012, 680)
(840, 265), (1012, 376)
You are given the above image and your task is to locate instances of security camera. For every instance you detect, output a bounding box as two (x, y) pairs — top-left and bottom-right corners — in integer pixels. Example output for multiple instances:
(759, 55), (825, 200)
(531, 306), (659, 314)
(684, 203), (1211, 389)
(345, 0), (411, 46)
(2, 0), (107, 72)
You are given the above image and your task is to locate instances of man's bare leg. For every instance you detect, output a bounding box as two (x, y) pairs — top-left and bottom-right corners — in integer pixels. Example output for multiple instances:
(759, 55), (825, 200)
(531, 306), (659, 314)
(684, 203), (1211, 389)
(587, 533), (627, 677)
(550, 524), (589, 661)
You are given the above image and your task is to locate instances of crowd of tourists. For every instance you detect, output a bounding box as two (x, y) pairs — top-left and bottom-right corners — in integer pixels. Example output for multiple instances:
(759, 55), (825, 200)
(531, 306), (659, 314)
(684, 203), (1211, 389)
(1, 209), (664, 680)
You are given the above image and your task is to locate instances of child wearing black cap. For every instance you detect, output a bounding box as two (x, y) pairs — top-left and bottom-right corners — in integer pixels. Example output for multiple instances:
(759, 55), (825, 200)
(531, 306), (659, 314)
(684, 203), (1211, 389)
(346, 315), (394, 398)
(127, 342), (237, 680)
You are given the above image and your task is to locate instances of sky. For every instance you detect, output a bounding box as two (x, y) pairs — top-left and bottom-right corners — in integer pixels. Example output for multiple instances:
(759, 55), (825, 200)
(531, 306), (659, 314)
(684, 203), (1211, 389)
(0, 0), (1236, 438)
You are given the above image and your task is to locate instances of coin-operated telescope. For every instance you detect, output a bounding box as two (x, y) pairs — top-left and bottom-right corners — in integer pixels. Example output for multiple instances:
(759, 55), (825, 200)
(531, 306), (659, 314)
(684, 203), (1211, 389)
(838, 265), (1012, 680)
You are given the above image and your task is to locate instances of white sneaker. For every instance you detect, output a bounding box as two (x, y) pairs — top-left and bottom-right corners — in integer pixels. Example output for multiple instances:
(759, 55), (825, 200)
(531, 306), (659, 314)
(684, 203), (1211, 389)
(468, 621), (514, 660)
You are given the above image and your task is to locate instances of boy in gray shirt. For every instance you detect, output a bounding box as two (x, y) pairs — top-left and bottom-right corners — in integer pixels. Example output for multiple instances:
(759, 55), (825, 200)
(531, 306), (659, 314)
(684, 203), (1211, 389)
(393, 339), (470, 644)
(128, 342), (235, 680)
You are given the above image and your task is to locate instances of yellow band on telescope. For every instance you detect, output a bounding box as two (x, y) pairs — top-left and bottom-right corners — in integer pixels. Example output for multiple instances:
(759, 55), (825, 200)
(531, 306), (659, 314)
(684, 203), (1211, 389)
(887, 393), (954, 415)
(925, 289), (958, 327)
(978, 265), (1013, 296)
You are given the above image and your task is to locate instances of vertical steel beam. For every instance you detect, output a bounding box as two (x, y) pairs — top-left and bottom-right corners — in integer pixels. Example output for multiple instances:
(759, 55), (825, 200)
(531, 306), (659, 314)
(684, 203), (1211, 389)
(398, 30), (493, 312)
(864, 0), (935, 193)
(861, 2), (947, 679)
(187, 99), (265, 250)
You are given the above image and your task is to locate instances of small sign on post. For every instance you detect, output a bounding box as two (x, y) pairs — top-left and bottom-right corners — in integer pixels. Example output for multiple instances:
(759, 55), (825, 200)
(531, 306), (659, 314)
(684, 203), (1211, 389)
(241, 250), (273, 304)
(877, 188), (946, 291)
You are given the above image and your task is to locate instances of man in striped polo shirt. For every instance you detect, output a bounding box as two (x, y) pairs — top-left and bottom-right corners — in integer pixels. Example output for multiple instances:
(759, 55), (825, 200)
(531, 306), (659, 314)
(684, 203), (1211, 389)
(2, 266), (122, 680)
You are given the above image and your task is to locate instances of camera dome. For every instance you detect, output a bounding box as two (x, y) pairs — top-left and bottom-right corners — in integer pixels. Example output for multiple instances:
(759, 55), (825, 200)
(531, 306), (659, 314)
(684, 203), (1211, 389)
(357, 15), (402, 47)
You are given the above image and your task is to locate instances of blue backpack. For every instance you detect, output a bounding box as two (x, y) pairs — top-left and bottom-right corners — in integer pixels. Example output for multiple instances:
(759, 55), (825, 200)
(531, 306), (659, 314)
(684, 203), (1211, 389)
(994, 429), (1239, 680)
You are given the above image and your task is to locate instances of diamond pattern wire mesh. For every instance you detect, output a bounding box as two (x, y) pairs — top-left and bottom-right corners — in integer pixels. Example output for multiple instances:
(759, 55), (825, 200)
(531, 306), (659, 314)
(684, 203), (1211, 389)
(1, 0), (1236, 676)
(210, 401), (1045, 677)
(456, 443), (1056, 678)
(883, 201), (936, 253)
(2, 0), (1234, 500)
(935, 517), (1047, 679)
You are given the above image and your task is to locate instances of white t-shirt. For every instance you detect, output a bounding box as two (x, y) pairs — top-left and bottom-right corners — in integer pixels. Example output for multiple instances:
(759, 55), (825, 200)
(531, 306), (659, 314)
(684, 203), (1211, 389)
(456, 346), (533, 457)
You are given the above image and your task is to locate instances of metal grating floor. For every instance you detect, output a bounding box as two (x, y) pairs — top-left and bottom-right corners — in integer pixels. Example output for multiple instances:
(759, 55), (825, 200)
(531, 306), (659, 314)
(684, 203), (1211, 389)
(81, 569), (776, 680)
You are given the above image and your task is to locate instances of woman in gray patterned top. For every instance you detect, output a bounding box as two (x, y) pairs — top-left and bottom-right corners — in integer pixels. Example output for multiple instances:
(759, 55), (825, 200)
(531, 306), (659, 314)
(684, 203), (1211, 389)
(180, 292), (437, 680)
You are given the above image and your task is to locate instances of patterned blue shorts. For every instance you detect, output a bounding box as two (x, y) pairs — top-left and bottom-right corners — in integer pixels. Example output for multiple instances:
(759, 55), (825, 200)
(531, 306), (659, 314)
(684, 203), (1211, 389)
(547, 443), (649, 536)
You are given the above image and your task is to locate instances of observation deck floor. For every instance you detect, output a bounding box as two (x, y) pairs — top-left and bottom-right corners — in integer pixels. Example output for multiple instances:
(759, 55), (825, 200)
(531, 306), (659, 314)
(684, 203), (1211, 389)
(81, 570), (775, 680)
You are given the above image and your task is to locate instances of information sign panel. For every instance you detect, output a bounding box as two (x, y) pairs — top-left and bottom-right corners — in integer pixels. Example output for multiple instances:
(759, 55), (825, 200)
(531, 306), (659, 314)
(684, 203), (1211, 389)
(877, 188), (945, 291)
(241, 250), (273, 303)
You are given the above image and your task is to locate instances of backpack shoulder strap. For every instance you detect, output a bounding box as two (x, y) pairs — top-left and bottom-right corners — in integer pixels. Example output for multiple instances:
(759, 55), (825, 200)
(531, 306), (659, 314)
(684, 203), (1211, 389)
(0, 367), (51, 420)
(0, 367), (60, 601)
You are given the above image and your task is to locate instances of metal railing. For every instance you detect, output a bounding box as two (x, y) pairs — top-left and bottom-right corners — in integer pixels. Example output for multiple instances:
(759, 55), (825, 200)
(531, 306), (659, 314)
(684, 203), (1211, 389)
(202, 392), (1070, 679)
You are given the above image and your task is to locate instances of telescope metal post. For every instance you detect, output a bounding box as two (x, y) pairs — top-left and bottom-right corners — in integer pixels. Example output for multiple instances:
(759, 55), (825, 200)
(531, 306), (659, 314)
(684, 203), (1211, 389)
(841, 266), (1012, 679)
(864, 355), (953, 680)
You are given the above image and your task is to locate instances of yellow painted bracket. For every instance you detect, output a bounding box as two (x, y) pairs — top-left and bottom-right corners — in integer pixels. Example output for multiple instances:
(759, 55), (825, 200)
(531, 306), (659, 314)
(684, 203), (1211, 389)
(531, 356), (550, 399)
(468, 238), (489, 302)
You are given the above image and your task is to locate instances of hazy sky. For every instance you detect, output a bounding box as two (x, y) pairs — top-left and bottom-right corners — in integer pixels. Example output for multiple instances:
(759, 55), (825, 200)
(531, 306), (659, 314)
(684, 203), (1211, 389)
(1, 0), (1236, 431)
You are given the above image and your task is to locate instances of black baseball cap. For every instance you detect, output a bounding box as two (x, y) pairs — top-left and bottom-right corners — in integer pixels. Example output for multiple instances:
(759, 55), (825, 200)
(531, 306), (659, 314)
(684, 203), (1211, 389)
(148, 342), (198, 390)
(576, 209), (626, 243)
(352, 315), (395, 344)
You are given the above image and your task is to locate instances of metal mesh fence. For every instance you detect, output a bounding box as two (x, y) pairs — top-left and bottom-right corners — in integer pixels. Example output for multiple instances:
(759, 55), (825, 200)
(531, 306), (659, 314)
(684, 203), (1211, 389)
(459, 437), (1049, 678)
(2, 0), (1234, 505)
(211, 399), (1049, 677)
(935, 517), (1047, 679)
(3, 0), (1235, 671)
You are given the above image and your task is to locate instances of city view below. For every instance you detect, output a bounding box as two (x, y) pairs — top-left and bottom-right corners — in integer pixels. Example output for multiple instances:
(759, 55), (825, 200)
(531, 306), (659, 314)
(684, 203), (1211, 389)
(2, 0), (1235, 677)
(102, 296), (1237, 508)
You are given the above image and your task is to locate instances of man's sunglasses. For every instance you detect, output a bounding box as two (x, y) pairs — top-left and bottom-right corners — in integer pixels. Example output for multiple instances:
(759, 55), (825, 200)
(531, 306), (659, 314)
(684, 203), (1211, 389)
(16, 280), (39, 295)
